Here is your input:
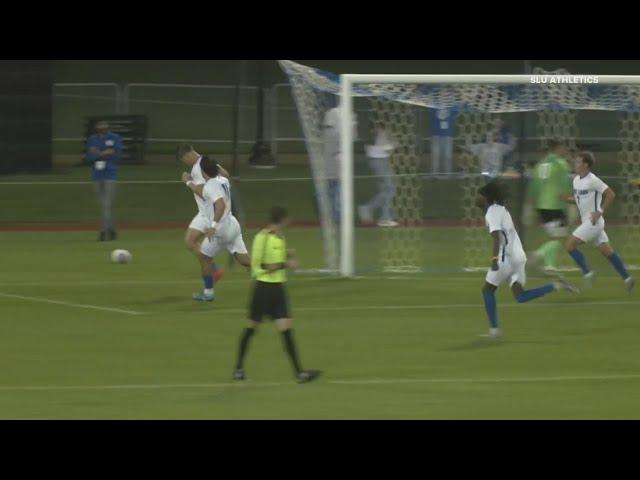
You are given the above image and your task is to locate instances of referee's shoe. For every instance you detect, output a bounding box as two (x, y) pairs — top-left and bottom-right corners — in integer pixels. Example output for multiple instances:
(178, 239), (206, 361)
(296, 369), (322, 384)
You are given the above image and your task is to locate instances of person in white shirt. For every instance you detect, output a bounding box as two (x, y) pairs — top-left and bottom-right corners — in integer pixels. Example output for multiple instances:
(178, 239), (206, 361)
(465, 130), (515, 178)
(182, 155), (250, 302)
(357, 123), (398, 227)
(564, 152), (635, 293)
(478, 181), (577, 338)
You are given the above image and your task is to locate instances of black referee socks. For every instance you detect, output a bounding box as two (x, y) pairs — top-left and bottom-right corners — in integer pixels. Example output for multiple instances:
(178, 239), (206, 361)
(281, 329), (302, 375)
(235, 327), (256, 370)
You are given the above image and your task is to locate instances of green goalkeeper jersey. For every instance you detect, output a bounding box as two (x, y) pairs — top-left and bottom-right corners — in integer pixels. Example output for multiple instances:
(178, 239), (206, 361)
(529, 153), (573, 210)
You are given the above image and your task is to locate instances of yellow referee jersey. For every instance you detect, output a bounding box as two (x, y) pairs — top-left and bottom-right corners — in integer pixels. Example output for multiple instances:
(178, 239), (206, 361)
(251, 229), (287, 283)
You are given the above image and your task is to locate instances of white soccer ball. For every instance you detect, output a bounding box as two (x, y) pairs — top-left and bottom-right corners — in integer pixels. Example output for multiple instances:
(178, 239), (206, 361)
(110, 249), (132, 264)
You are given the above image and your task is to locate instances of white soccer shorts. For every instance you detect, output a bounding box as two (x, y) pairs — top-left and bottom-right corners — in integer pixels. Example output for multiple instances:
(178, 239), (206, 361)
(187, 213), (210, 233)
(572, 220), (610, 246)
(200, 217), (248, 258)
(485, 259), (527, 287)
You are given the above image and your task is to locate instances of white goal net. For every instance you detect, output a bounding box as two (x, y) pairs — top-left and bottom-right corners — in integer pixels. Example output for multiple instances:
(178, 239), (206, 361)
(280, 60), (640, 277)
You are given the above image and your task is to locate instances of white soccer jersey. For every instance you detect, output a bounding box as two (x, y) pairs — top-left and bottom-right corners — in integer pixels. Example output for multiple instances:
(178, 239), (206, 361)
(202, 176), (233, 227)
(190, 156), (207, 213)
(485, 204), (527, 264)
(199, 176), (248, 258)
(469, 143), (513, 178)
(573, 172), (609, 223)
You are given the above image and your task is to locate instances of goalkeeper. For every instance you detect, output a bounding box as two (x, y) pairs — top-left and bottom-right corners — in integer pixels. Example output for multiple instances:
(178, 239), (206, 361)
(525, 139), (573, 272)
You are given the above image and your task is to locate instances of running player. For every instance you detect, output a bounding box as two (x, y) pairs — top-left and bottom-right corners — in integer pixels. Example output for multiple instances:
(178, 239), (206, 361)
(478, 181), (578, 338)
(526, 139), (573, 272)
(565, 152), (635, 292)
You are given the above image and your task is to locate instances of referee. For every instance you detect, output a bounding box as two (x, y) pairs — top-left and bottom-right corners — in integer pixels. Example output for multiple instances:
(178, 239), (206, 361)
(233, 206), (321, 384)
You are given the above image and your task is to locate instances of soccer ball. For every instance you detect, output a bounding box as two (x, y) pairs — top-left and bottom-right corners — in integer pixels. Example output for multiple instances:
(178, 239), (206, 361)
(110, 249), (132, 264)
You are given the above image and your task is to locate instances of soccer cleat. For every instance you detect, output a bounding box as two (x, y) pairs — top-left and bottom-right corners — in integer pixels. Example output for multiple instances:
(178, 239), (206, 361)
(232, 369), (246, 381)
(212, 268), (224, 283)
(583, 271), (596, 288)
(377, 219), (399, 228)
(98, 231), (107, 242)
(479, 328), (502, 339)
(296, 369), (322, 384)
(108, 229), (118, 241)
(554, 278), (580, 294)
(625, 277), (636, 294)
(192, 290), (214, 302)
(357, 205), (374, 224)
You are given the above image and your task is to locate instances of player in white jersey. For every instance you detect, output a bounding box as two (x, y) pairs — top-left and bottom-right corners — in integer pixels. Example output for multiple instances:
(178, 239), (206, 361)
(177, 144), (229, 299)
(183, 156), (250, 302)
(564, 152), (635, 293)
(477, 181), (577, 338)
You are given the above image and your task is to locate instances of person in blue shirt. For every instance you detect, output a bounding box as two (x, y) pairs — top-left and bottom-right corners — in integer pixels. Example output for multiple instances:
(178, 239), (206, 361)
(430, 108), (457, 178)
(86, 121), (123, 241)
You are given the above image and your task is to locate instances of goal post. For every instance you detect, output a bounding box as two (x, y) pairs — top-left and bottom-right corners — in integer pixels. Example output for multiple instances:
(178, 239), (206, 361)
(279, 60), (640, 278)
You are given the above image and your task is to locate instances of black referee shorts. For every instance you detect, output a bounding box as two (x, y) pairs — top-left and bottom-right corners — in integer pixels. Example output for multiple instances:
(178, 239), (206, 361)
(249, 281), (291, 322)
(537, 209), (567, 225)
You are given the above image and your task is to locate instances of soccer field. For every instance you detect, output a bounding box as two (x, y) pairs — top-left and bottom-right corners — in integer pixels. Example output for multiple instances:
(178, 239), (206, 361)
(1, 229), (639, 419)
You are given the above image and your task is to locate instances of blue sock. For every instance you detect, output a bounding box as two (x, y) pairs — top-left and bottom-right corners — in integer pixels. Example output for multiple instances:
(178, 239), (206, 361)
(482, 290), (498, 328)
(569, 249), (591, 275)
(203, 275), (214, 290)
(516, 284), (555, 303)
(608, 253), (630, 280)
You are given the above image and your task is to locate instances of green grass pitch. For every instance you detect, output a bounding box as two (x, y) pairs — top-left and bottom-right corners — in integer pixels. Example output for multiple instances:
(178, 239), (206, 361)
(1, 228), (639, 419)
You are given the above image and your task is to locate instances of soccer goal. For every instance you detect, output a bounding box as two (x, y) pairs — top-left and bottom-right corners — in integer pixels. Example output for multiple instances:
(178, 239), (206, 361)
(280, 60), (640, 278)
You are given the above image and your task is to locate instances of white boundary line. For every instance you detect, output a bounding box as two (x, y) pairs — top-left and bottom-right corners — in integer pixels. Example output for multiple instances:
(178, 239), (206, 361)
(2, 373), (640, 392)
(0, 292), (144, 316)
